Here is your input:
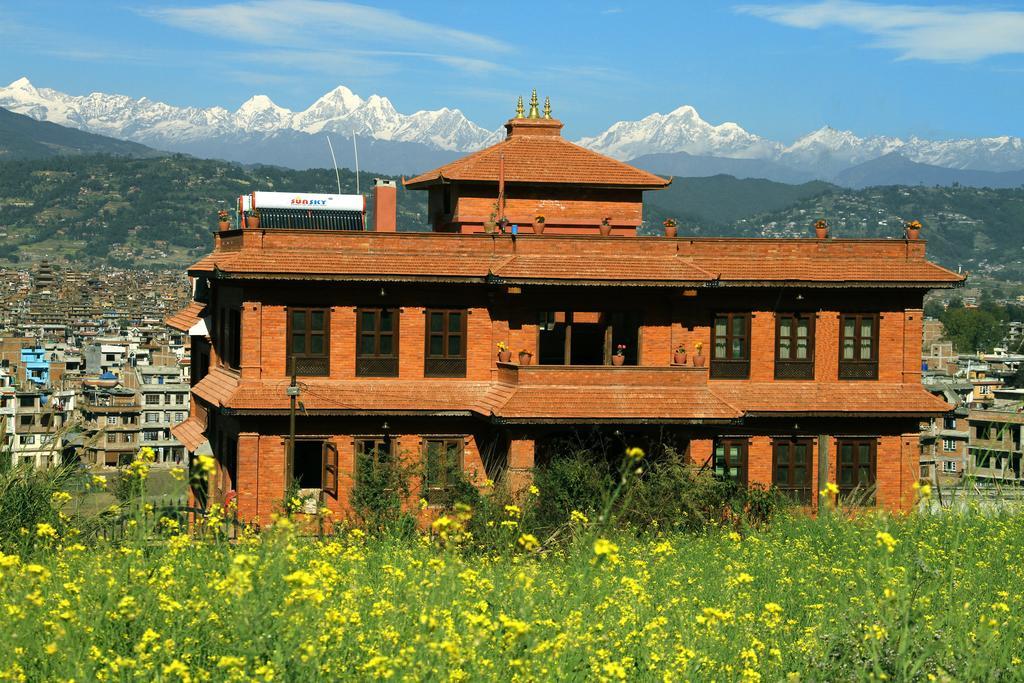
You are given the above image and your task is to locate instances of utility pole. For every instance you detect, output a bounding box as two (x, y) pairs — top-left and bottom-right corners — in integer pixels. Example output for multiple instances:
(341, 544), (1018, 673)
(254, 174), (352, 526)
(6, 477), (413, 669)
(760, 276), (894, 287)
(286, 363), (299, 485)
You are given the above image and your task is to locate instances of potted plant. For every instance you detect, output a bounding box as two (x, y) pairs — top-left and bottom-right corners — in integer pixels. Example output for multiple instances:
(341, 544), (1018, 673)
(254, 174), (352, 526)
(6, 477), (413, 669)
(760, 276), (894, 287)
(905, 219), (922, 240)
(663, 218), (678, 238)
(692, 341), (705, 367)
(218, 209), (231, 231)
(518, 348), (533, 365)
(599, 216), (612, 236)
(673, 343), (687, 365)
(245, 208), (260, 229)
(497, 341), (512, 363)
(534, 215), (546, 235)
(814, 219), (829, 239)
(612, 344), (626, 366)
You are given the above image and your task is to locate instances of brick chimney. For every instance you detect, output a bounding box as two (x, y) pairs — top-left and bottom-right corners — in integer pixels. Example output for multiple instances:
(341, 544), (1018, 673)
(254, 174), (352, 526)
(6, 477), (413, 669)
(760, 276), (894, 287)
(373, 178), (397, 232)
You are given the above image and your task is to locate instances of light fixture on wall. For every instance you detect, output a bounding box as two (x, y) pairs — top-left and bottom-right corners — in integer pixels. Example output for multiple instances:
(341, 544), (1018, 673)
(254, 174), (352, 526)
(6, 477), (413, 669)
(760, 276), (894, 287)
(382, 421), (390, 432)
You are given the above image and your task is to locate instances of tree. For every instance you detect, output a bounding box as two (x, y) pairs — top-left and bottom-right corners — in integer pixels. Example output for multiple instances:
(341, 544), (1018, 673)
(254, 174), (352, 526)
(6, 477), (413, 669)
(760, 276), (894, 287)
(940, 307), (1006, 354)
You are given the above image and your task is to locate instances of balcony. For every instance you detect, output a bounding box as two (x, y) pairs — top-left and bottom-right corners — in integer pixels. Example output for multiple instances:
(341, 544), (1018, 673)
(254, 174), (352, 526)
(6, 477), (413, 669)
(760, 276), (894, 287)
(496, 363), (709, 388)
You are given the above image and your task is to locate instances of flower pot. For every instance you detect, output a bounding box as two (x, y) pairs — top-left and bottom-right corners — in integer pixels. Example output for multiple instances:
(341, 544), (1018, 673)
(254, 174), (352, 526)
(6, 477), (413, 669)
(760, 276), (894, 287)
(664, 225), (678, 238)
(498, 350), (512, 363)
(906, 226), (920, 240)
(534, 222), (545, 235)
(693, 353), (705, 368)
(612, 354), (625, 367)
(484, 221), (497, 234)
(815, 227), (828, 239)
(245, 215), (260, 229)
(673, 352), (687, 365)
(218, 220), (230, 231)
(518, 352), (532, 365)
(599, 223), (612, 236)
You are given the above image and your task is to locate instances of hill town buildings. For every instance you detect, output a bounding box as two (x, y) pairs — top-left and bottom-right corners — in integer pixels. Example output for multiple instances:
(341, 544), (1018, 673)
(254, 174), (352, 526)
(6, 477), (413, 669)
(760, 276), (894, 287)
(169, 93), (963, 522)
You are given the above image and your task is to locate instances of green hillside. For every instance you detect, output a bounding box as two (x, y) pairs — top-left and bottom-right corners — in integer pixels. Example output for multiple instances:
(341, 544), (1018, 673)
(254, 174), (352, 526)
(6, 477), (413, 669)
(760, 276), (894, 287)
(0, 107), (162, 160)
(643, 174), (836, 226)
(0, 155), (426, 267)
(1, 153), (1023, 279)
(729, 184), (1024, 274)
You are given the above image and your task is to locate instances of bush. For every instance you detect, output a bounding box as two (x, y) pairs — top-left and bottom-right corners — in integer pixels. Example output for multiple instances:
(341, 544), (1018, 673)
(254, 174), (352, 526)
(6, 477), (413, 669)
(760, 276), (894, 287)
(349, 450), (418, 535)
(531, 444), (786, 536)
(0, 459), (75, 553)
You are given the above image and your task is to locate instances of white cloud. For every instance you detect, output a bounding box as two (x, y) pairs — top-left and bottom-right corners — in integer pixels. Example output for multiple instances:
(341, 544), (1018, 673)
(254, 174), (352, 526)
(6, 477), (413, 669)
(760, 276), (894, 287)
(736, 1), (1024, 62)
(141, 0), (508, 74)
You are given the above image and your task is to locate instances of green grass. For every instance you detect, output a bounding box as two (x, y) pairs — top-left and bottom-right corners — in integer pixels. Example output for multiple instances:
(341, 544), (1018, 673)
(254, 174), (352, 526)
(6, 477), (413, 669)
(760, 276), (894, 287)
(63, 468), (188, 517)
(0, 509), (1020, 681)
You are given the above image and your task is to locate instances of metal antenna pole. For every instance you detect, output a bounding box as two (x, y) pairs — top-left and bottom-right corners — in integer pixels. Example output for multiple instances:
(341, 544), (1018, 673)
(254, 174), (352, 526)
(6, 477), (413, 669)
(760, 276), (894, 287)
(353, 133), (360, 195)
(325, 136), (342, 194)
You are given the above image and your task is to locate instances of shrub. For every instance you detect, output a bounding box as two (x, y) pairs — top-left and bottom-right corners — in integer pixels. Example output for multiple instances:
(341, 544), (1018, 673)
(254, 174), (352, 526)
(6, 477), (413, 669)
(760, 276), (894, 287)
(0, 459), (75, 553)
(349, 449), (418, 535)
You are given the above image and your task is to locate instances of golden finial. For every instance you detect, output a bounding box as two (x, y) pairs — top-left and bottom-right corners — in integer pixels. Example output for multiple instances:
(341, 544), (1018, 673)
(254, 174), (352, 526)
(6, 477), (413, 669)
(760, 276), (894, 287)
(528, 88), (540, 119)
(543, 96), (552, 119)
(515, 95), (524, 118)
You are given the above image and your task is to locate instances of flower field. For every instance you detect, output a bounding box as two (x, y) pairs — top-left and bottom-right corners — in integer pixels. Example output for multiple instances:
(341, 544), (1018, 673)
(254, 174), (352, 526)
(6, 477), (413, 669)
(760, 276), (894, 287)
(0, 510), (1020, 681)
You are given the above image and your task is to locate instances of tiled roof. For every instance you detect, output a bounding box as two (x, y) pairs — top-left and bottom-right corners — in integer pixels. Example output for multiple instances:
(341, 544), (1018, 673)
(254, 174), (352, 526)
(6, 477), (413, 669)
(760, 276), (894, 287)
(189, 251), (493, 281)
(692, 257), (963, 285)
(710, 383), (953, 415)
(497, 386), (740, 422)
(492, 255), (713, 283)
(186, 236), (963, 288)
(164, 302), (205, 332)
(192, 367), (239, 408)
(223, 380), (513, 416)
(170, 415), (207, 452)
(405, 134), (670, 189)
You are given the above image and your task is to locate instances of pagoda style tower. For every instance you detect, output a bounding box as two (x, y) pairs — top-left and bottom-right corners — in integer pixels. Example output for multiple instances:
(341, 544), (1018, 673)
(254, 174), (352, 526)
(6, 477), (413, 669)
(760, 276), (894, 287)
(405, 91), (670, 235)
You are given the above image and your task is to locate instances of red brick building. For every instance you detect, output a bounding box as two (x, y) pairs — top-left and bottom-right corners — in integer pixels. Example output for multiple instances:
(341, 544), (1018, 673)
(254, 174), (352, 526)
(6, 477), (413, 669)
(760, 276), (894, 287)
(169, 97), (962, 523)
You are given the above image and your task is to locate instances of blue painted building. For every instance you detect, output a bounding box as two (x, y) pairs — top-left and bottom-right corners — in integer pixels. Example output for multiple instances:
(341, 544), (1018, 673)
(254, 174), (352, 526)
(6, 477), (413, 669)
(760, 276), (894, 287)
(20, 348), (49, 388)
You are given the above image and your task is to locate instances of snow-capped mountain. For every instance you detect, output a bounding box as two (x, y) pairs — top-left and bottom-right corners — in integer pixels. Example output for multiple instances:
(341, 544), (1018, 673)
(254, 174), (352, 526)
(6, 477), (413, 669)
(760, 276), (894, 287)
(779, 126), (1024, 175)
(0, 77), (497, 152)
(581, 107), (1024, 175)
(578, 105), (781, 161)
(2, 76), (1022, 181)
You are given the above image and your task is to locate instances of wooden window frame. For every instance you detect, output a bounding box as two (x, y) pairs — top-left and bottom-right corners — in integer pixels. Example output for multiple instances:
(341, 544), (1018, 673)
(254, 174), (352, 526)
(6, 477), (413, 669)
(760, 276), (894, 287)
(424, 309), (467, 378)
(322, 442), (339, 499)
(712, 438), (748, 485)
(354, 436), (395, 471)
(711, 313), (751, 379)
(775, 313), (815, 380)
(772, 437), (814, 503)
(356, 308), (400, 377)
(286, 307), (330, 377)
(836, 438), (877, 504)
(838, 313), (879, 380)
(422, 437), (465, 505)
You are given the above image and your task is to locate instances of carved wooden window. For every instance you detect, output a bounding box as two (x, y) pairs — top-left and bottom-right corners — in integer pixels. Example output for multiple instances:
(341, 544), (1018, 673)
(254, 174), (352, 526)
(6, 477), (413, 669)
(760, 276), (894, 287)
(356, 308), (399, 377)
(836, 438), (877, 504)
(775, 313), (814, 379)
(287, 307), (330, 377)
(711, 313), (750, 379)
(772, 438), (813, 503)
(424, 310), (466, 377)
(839, 314), (878, 380)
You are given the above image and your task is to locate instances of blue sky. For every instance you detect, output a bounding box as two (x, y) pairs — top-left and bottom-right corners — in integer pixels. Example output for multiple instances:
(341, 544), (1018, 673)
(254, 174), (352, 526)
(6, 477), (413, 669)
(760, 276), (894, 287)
(2, 0), (1024, 141)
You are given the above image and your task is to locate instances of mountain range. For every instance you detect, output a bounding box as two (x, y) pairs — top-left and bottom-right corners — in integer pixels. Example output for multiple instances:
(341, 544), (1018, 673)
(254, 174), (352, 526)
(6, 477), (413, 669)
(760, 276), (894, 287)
(1, 77), (1023, 187)
(0, 106), (160, 160)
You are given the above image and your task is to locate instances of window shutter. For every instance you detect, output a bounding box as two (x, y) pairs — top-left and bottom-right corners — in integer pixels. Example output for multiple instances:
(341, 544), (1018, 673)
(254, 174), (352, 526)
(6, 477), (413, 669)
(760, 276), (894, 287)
(322, 442), (339, 498)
